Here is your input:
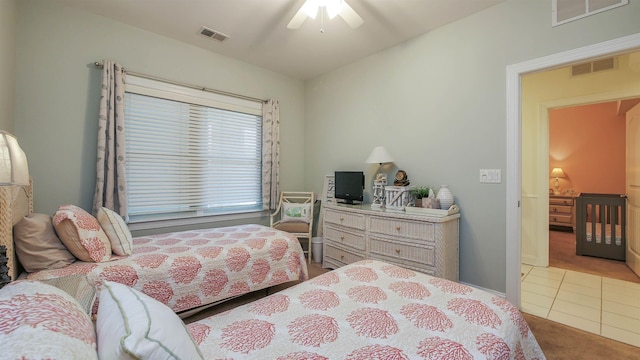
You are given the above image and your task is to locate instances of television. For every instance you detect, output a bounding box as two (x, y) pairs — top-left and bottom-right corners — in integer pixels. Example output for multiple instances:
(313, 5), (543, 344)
(334, 171), (365, 205)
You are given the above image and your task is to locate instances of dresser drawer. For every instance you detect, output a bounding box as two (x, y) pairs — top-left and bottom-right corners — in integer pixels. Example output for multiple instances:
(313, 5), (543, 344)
(324, 209), (366, 230)
(549, 205), (572, 215)
(550, 198), (574, 206)
(369, 236), (435, 266)
(369, 217), (435, 242)
(323, 242), (365, 266)
(324, 225), (366, 251)
(549, 214), (572, 225)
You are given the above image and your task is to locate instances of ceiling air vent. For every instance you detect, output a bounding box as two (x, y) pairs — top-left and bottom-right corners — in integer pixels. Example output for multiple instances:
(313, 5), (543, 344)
(199, 26), (229, 42)
(553, 0), (628, 26)
(571, 57), (615, 76)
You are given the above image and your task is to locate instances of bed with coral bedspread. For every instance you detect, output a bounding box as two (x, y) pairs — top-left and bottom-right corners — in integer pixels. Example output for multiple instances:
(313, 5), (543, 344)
(24, 224), (308, 314)
(1, 184), (307, 316)
(187, 260), (545, 359)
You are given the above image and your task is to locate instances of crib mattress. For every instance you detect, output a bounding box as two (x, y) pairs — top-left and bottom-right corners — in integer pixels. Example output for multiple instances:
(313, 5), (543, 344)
(585, 222), (622, 246)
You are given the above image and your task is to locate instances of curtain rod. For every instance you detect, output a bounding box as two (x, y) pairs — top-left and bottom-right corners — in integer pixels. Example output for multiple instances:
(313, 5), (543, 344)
(94, 62), (268, 103)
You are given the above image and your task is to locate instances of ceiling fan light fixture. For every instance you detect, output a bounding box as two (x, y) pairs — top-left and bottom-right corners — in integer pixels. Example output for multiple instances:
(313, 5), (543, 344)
(302, 0), (319, 19)
(326, 0), (343, 19)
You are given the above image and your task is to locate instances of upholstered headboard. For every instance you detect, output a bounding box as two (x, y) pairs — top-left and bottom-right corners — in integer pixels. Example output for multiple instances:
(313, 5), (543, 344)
(0, 182), (33, 281)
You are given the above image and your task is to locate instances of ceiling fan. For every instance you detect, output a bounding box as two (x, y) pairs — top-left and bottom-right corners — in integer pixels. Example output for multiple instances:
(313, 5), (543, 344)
(287, 0), (364, 30)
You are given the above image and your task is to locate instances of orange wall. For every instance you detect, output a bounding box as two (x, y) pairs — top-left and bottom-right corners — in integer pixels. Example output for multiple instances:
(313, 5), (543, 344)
(549, 102), (626, 195)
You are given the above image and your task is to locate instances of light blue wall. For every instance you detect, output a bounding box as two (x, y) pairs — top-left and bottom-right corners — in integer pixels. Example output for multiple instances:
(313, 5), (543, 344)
(304, 0), (640, 291)
(0, 0), (16, 132)
(14, 0), (305, 222)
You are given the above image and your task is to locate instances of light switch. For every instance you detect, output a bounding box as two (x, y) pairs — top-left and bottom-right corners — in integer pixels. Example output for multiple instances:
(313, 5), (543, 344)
(480, 169), (501, 183)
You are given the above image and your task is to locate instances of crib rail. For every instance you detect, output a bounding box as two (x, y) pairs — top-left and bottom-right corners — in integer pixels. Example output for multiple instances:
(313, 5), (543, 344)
(575, 193), (626, 261)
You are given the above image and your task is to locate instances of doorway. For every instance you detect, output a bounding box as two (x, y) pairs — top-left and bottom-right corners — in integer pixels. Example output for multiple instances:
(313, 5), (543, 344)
(506, 33), (640, 347)
(506, 33), (640, 307)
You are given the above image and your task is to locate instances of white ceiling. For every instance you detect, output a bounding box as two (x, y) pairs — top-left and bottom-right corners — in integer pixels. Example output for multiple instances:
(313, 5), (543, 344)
(52, 0), (506, 80)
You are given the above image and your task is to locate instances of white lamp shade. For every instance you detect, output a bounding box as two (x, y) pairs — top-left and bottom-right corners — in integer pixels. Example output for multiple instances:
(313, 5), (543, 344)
(0, 131), (30, 185)
(550, 167), (565, 178)
(366, 146), (394, 164)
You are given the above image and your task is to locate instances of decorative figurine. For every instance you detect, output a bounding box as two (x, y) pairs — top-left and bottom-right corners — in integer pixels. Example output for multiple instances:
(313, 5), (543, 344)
(393, 170), (410, 186)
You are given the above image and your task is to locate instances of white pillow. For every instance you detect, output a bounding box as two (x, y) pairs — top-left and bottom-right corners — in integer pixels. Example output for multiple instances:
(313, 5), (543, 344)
(96, 280), (204, 360)
(281, 202), (312, 223)
(96, 207), (133, 256)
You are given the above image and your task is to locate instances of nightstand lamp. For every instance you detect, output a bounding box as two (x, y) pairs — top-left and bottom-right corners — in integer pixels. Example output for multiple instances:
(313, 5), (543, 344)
(0, 131), (30, 186)
(366, 146), (394, 208)
(550, 167), (565, 195)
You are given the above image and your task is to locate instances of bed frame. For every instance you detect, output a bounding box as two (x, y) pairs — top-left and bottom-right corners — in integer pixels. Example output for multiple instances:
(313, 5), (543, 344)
(575, 193), (626, 261)
(0, 184), (32, 282)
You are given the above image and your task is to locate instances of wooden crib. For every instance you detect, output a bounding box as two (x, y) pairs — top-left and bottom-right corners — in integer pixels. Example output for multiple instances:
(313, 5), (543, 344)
(575, 193), (626, 261)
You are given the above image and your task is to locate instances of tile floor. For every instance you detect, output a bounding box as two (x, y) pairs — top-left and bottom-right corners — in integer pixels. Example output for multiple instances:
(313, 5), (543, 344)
(521, 264), (640, 348)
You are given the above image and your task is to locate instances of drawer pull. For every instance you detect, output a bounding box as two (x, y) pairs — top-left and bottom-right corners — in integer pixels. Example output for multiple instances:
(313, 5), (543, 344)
(340, 255), (345, 260)
(552, 217), (557, 221)
(396, 226), (401, 232)
(340, 236), (345, 242)
(552, 207), (557, 212)
(395, 248), (400, 254)
(340, 217), (344, 222)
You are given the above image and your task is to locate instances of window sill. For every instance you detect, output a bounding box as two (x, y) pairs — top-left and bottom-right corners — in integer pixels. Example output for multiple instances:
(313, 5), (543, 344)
(128, 210), (269, 233)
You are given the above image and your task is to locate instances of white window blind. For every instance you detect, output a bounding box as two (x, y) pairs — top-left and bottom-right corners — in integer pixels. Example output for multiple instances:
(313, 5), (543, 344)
(124, 75), (263, 222)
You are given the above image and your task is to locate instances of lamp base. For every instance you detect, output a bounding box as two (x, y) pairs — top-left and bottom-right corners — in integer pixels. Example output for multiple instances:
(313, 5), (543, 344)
(553, 191), (562, 196)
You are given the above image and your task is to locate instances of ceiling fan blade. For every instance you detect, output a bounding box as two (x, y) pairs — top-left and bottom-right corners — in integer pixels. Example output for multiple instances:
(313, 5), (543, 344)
(339, 1), (364, 28)
(287, 7), (308, 29)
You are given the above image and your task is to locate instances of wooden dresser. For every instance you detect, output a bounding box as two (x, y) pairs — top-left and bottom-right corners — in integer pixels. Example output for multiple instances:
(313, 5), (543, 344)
(322, 204), (460, 281)
(549, 194), (576, 231)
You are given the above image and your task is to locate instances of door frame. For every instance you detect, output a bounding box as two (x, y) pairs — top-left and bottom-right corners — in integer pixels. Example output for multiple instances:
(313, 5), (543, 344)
(505, 32), (640, 306)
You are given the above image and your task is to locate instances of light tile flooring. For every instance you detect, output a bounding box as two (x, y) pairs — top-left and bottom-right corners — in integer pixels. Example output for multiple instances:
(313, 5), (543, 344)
(521, 264), (640, 348)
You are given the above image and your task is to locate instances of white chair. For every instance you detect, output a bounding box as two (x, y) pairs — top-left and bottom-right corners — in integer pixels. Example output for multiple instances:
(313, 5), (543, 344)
(270, 192), (314, 264)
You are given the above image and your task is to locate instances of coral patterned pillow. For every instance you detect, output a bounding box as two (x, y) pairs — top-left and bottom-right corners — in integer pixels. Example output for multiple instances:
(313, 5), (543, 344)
(0, 280), (98, 359)
(96, 280), (204, 360)
(53, 204), (112, 262)
(96, 207), (133, 256)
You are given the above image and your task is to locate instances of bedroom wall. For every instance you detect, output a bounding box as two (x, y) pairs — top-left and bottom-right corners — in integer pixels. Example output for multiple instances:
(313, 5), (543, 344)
(0, 0), (16, 132)
(304, 0), (640, 292)
(13, 0), (306, 229)
(549, 102), (626, 194)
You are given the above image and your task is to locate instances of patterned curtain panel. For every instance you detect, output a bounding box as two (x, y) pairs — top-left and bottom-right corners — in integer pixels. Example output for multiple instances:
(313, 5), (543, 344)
(92, 60), (127, 217)
(262, 99), (280, 210)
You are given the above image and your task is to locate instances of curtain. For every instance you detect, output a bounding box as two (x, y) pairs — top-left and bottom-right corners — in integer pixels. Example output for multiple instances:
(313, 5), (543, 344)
(93, 60), (127, 217)
(262, 99), (280, 210)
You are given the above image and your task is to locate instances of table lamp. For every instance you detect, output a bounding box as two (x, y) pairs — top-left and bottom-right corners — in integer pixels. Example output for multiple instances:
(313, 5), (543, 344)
(550, 167), (565, 195)
(366, 146), (394, 208)
(0, 131), (29, 186)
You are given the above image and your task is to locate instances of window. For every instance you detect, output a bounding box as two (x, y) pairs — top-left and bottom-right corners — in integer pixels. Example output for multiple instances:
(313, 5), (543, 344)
(124, 75), (263, 222)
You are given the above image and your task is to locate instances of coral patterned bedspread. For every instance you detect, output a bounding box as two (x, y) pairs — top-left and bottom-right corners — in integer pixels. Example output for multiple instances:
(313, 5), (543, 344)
(188, 260), (545, 360)
(24, 224), (308, 313)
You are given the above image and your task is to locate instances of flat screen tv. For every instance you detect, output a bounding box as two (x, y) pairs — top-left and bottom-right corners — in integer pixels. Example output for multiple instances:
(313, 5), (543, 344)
(334, 171), (365, 205)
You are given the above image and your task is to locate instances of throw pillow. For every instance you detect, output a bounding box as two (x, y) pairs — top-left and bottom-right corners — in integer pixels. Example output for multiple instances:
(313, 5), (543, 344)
(96, 207), (133, 256)
(13, 213), (76, 272)
(96, 280), (204, 360)
(281, 202), (312, 223)
(0, 280), (98, 359)
(52, 204), (111, 262)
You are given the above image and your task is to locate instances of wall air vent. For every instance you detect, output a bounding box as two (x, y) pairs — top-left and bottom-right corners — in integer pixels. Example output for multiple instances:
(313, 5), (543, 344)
(571, 57), (616, 76)
(553, 0), (628, 26)
(199, 26), (229, 42)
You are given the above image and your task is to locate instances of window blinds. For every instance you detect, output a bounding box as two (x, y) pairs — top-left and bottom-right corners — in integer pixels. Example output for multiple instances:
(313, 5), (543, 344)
(124, 76), (263, 221)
